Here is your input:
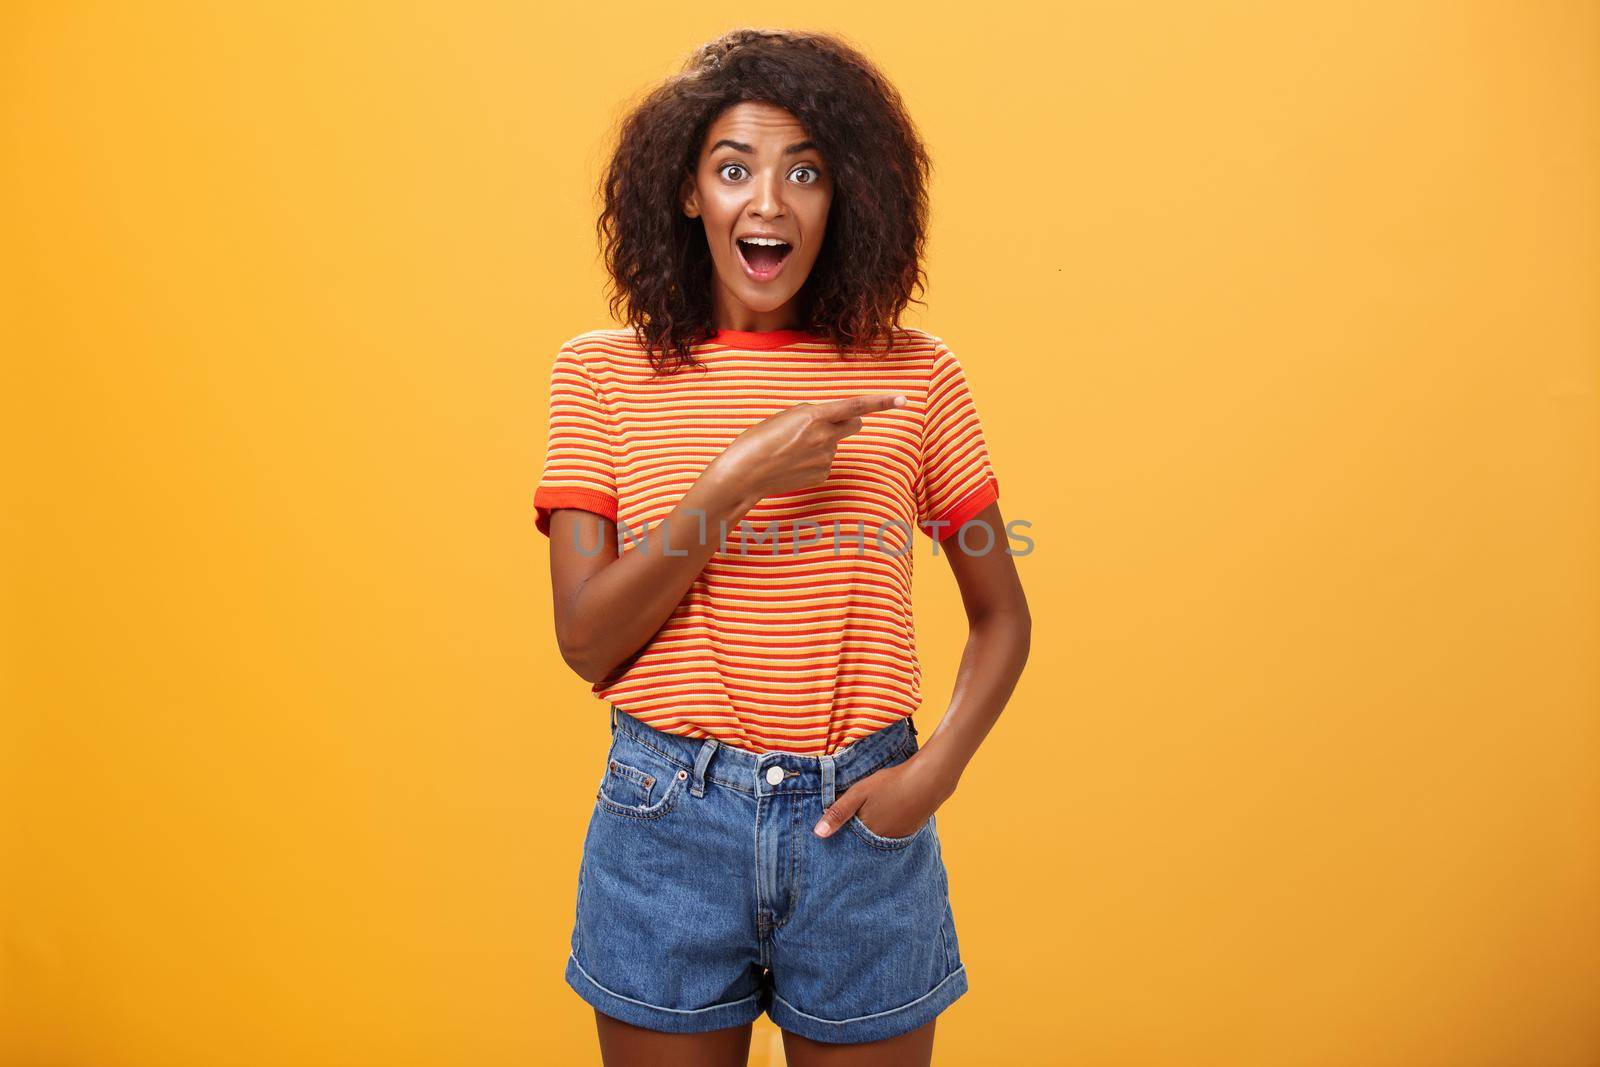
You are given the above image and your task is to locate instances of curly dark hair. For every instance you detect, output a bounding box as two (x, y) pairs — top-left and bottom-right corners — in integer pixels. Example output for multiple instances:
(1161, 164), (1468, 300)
(596, 28), (934, 374)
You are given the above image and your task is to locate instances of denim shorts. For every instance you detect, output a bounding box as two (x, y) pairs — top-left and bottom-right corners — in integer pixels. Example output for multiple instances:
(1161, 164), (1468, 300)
(563, 704), (969, 1045)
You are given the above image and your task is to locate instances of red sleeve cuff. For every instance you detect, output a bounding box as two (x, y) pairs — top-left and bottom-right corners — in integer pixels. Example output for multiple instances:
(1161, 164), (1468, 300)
(534, 487), (619, 537)
(921, 476), (999, 541)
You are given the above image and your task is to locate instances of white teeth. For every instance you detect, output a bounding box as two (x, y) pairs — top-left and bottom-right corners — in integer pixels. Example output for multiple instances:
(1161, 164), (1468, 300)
(739, 236), (789, 246)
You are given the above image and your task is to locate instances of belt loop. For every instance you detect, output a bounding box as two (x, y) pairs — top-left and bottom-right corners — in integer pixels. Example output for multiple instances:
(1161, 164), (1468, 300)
(609, 704), (618, 732)
(906, 714), (918, 738)
(821, 753), (837, 810)
(690, 737), (719, 798)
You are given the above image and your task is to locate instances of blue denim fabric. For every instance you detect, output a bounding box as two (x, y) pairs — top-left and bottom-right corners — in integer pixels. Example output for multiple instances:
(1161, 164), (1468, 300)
(564, 704), (968, 1044)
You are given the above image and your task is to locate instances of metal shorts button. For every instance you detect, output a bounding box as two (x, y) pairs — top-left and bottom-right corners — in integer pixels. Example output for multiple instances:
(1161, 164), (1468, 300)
(765, 765), (785, 786)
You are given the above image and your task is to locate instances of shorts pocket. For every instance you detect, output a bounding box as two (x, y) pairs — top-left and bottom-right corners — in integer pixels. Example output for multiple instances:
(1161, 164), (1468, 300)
(602, 757), (658, 806)
(846, 812), (932, 850)
(842, 737), (931, 850)
(596, 735), (688, 820)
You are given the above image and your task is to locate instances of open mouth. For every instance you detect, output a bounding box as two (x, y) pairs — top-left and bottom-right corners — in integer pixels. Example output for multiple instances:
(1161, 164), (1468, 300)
(735, 237), (793, 282)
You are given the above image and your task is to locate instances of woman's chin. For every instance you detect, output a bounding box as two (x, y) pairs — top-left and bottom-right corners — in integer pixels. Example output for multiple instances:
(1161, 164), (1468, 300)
(726, 280), (800, 311)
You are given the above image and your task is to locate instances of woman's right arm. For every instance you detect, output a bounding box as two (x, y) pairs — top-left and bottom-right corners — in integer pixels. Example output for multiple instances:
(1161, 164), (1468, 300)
(546, 459), (758, 684)
(546, 392), (906, 685)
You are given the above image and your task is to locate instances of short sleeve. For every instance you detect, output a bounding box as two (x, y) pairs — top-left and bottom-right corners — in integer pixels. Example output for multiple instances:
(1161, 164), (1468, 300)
(533, 344), (618, 537)
(917, 342), (1000, 541)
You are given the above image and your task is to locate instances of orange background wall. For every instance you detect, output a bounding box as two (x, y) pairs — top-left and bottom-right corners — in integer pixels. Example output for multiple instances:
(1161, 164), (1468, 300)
(3, 2), (1596, 1064)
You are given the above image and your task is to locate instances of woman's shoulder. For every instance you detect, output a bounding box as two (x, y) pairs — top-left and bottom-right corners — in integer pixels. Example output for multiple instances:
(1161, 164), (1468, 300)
(558, 326), (642, 353)
(878, 326), (958, 371)
(552, 328), (655, 383)
(886, 325), (946, 352)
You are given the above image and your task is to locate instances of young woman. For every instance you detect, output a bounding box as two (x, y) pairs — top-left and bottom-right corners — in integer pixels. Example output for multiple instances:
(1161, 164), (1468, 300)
(534, 28), (1031, 1067)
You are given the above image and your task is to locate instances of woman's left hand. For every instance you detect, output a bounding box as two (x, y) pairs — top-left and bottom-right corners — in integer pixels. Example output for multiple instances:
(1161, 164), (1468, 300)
(813, 752), (956, 839)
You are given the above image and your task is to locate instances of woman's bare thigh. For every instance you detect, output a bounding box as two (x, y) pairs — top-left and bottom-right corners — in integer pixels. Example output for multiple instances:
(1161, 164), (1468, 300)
(781, 1018), (936, 1067)
(594, 1009), (754, 1067)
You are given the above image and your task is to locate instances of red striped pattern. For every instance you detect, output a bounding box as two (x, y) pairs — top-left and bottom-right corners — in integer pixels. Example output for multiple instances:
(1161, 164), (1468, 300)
(534, 326), (1000, 754)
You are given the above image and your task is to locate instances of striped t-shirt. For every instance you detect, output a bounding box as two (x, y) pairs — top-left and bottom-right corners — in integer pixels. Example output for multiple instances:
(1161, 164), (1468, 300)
(533, 325), (1000, 755)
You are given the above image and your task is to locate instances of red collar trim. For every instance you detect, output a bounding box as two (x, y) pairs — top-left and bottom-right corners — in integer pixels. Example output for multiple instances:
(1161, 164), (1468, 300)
(710, 328), (819, 350)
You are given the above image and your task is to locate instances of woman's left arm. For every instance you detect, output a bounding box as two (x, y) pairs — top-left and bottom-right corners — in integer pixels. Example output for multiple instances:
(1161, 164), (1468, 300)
(814, 500), (1031, 837)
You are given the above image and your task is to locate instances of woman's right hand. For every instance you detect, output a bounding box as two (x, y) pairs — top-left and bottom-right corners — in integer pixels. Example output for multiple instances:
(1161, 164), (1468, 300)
(709, 392), (908, 504)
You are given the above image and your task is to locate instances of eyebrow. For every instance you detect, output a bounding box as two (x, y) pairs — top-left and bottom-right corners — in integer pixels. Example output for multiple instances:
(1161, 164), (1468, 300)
(710, 138), (820, 157)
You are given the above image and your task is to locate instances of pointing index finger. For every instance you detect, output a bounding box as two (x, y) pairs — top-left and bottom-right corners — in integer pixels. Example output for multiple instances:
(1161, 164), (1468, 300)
(814, 393), (909, 422)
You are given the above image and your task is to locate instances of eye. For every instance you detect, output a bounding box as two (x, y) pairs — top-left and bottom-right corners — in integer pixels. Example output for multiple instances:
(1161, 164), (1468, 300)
(716, 162), (822, 184)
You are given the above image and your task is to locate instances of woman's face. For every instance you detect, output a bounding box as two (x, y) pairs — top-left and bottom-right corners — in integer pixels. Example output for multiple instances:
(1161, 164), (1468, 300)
(681, 101), (834, 331)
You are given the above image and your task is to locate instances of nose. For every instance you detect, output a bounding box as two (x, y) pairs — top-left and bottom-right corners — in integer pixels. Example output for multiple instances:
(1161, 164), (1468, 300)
(748, 168), (785, 220)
